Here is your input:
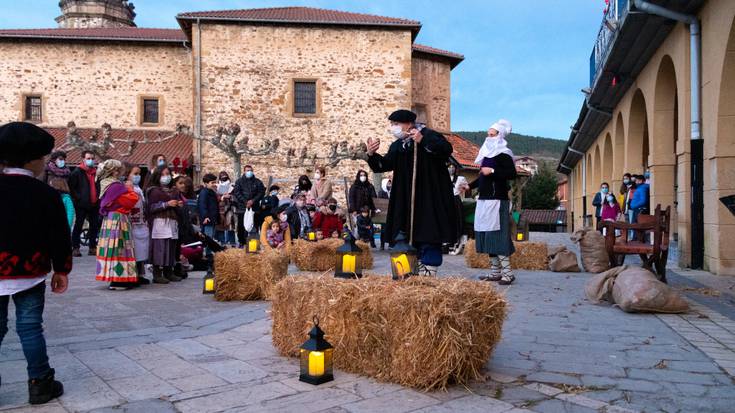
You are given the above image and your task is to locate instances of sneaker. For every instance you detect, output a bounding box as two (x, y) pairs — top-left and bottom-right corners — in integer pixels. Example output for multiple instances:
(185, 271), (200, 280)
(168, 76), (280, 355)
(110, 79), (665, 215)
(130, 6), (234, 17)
(137, 276), (151, 285)
(72, 248), (81, 257)
(28, 369), (63, 405)
(498, 273), (515, 285)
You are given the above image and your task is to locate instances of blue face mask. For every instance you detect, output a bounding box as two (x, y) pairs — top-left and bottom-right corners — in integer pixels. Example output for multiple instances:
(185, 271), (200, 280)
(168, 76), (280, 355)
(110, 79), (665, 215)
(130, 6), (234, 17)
(601, 187), (609, 194)
(644, 171), (651, 179)
(84, 159), (95, 168)
(623, 179), (630, 185)
(132, 175), (141, 186)
(606, 195), (615, 203)
(55, 159), (65, 168)
(271, 191), (278, 196)
(245, 171), (254, 178)
(157, 159), (166, 167)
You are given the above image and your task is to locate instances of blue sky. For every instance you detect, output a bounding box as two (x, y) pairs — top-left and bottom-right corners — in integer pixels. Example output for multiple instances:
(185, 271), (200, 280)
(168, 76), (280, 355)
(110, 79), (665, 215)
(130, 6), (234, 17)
(0, 0), (605, 139)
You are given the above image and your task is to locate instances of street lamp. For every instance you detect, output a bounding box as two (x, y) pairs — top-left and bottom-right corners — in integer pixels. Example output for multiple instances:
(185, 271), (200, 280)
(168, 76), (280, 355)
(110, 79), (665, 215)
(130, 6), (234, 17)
(299, 316), (334, 385)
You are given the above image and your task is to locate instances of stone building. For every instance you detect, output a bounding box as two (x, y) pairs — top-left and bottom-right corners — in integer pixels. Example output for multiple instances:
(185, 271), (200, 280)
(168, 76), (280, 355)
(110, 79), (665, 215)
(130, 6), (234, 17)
(0, 2), (463, 192)
(557, 0), (734, 275)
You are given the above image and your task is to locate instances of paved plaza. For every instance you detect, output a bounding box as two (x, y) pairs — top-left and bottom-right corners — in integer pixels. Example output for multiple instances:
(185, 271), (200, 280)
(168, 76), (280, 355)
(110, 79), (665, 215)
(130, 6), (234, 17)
(1, 234), (735, 413)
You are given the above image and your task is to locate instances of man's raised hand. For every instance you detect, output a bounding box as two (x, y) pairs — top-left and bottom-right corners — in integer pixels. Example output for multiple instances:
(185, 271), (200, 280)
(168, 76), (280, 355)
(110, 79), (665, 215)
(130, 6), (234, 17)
(367, 137), (380, 156)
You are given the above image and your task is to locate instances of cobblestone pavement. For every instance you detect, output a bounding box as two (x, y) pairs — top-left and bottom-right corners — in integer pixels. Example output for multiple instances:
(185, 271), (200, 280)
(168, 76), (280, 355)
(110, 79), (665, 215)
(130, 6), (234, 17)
(1, 234), (734, 412)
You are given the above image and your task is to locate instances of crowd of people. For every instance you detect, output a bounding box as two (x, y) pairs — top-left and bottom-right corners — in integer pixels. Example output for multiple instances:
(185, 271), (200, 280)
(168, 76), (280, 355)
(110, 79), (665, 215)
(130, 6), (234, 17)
(592, 171), (651, 238)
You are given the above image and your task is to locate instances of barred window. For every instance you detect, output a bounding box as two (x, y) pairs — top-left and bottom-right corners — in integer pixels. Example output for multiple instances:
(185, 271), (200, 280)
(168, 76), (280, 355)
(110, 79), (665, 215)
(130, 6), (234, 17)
(143, 98), (159, 124)
(294, 81), (317, 114)
(24, 96), (42, 122)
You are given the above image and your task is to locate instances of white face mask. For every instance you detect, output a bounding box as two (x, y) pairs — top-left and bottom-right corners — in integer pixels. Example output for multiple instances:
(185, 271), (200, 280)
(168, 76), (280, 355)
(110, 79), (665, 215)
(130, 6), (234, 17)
(314, 173), (321, 180)
(359, 175), (367, 182)
(390, 124), (406, 139)
(160, 175), (172, 186)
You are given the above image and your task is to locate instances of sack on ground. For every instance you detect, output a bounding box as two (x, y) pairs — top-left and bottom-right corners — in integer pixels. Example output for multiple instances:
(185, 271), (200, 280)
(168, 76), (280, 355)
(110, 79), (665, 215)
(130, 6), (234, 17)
(585, 265), (689, 313)
(571, 228), (610, 273)
(549, 249), (580, 272)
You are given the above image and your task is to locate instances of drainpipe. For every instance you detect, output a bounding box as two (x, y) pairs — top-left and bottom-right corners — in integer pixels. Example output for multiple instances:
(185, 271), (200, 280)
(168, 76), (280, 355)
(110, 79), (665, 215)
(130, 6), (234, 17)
(633, 0), (703, 268)
(195, 18), (203, 181)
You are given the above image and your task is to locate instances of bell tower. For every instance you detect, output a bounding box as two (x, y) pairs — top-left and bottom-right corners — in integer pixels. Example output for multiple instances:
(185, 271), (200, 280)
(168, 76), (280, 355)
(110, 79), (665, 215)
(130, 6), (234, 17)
(56, 0), (136, 28)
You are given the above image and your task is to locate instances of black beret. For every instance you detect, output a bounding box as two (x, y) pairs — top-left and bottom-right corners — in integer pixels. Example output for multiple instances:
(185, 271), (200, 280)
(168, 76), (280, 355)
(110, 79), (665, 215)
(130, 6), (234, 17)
(0, 122), (55, 166)
(388, 110), (417, 123)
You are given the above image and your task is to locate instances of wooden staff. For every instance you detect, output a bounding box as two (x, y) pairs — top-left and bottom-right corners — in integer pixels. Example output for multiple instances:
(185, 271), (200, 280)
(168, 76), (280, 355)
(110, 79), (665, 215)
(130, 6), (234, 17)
(409, 135), (418, 245)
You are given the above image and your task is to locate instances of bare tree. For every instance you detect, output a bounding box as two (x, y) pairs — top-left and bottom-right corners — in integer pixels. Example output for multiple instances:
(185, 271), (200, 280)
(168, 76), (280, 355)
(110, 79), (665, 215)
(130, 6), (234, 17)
(193, 123), (280, 179)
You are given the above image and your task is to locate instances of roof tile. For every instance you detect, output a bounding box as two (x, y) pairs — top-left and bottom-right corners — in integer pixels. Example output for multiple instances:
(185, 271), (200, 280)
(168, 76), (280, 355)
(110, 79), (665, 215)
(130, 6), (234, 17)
(0, 27), (186, 42)
(412, 43), (464, 61)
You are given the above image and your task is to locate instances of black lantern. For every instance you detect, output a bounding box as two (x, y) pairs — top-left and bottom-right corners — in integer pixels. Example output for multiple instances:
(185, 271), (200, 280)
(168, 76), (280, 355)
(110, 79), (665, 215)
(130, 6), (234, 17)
(304, 226), (318, 242)
(299, 316), (334, 385)
(335, 231), (362, 279)
(390, 231), (417, 280)
(202, 268), (216, 294)
(245, 229), (260, 254)
(515, 220), (529, 242)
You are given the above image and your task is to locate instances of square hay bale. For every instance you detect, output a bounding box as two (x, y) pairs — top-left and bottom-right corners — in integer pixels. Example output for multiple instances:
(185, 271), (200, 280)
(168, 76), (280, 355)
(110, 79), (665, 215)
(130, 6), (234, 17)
(464, 239), (548, 270)
(213, 248), (289, 301)
(291, 239), (373, 272)
(271, 275), (506, 390)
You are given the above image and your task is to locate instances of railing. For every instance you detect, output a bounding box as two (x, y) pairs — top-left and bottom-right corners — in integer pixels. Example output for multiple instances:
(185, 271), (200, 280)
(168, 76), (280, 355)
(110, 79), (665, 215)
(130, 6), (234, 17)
(589, 0), (630, 87)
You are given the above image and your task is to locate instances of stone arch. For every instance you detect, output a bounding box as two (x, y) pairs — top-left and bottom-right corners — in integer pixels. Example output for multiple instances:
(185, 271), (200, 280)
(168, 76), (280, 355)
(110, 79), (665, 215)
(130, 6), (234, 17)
(627, 89), (650, 174)
(716, 17), (735, 166)
(586, 153), (594, 198)
(613, 113), (625, 180)
(652, 54), (679, 236)
(593, 144), (602, 189)
(602, 133), (614, 184)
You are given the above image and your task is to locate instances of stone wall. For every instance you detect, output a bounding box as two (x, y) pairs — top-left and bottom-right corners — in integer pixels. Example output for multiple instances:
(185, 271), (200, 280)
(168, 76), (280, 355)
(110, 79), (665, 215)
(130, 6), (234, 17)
(0, 41), (192, 130)
(196, 23), (413, 194)
(411, 55), (451, 131)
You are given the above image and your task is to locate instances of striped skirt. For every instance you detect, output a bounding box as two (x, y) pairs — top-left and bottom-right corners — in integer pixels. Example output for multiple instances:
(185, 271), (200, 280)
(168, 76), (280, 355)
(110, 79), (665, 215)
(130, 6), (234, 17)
(475, 200), (516, 256)
(95, 212), (138, 282)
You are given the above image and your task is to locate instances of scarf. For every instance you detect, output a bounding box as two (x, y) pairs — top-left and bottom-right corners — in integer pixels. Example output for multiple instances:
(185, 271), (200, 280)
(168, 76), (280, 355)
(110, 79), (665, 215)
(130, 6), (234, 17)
(381, 178), (391, 197)
(45, 161), (70, 179)
(475, 121), (514, 164)
(78, 162), (98, 203)
(96, 159), (123, 198)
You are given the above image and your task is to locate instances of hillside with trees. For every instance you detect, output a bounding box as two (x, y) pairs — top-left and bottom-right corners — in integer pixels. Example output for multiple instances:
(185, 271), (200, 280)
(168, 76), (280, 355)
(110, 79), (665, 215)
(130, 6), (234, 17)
(456, 131), (566, 160)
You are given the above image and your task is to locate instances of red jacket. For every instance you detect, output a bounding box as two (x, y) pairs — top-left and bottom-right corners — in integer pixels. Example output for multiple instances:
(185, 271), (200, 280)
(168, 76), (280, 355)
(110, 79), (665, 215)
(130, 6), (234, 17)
(313, 210), (344, 237)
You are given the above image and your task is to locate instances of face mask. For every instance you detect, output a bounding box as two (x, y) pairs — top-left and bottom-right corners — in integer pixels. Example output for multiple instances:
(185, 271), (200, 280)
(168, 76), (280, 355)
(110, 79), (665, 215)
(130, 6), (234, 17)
(296, 201), (305, 208)
(245, 171), (253, 178)
(601, 188), (609, 194)
(271, 191), (278, 196)
(160, 175), (172, 186)
(55, 159), (66, 168)
(328, 204), (337, 212)
(623, 179), (630, 185)
(132, 175), (141, 186)
(314, 173), (321, 180)
(606, 195), (615, 203)
(84, 159), (95, 168)
(644, 172), (651, 179)
(157, 159), (166, 167)
(359, 175), (367, 182)
(448, 167), (455, 174)
(279, 214), (287, 221)
(390, 124), (406, 139)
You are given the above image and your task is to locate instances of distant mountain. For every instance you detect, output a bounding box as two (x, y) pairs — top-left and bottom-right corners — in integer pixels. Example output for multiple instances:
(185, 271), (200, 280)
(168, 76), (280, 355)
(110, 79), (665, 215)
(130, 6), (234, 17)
(455, 131), (566, 160)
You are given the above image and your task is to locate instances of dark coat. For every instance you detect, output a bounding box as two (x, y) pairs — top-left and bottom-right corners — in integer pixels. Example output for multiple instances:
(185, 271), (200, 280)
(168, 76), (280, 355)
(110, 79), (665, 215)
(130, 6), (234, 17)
(259, 195), (279, 217)
(285, 205), (311, 239)
(68, 166), (100, 210)
(367, 127), (458, 245)
(232, 175), (265, 212)
(469, 153), (517, 201)
(348, 174), (377, 213)
(592, 192), (603, 218)
(197, 187), (219, 225)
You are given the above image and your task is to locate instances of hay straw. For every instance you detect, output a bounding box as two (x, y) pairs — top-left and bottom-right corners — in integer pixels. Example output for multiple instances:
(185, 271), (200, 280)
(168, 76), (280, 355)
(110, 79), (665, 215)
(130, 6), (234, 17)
(464, 239), (548, 270)
(271, 274), (507, 390)
(292, 239), (374, 272)
(213, 248), (289, 301)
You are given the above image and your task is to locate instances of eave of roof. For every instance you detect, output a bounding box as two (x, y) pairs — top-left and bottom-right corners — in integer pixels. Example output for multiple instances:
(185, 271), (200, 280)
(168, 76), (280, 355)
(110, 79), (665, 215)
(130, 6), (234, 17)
(0, 28), (187, 44)
(412, 44), (464, 69)
(175, 6), (422, 40)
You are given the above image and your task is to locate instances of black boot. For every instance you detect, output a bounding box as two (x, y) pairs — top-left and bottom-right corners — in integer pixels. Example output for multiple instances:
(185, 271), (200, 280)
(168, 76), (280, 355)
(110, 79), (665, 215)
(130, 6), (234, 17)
(152, 266), (169, 284)
(174, 262), (188, 280)
(164, 266), (182, 282)
(28, 369), (63, 405)
(136, 262), (150, 285)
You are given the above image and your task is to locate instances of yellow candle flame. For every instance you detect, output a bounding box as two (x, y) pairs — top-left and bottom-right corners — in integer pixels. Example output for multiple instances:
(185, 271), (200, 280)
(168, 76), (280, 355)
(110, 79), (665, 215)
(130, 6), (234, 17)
(342, 254), (356, 273)
(308, 351), (325, 376)
(308, 232), (315, 241)
(204, 278), (215, 291)
(516, 233), (524, 241)
(248, 239), (258, 252)
(393, 254), (410, 276)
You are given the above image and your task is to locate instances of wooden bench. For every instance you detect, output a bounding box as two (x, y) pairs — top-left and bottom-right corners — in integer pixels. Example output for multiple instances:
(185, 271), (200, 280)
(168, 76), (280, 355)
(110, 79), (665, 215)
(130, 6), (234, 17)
(602, 204), (671, 282)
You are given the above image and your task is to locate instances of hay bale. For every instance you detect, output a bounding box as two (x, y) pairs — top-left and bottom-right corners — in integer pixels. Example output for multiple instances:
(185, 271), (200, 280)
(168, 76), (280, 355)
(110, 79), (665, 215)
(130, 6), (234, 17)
(292, 239), (373, 272)
(213, 248), (289, 301)
(271, 275), (507, 390)
(464, 239), (548, 270)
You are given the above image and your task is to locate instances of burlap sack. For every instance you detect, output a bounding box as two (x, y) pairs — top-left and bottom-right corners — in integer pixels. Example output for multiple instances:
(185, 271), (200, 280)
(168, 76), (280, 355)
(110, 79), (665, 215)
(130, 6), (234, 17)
(547, 245), (567, 257)
(549, 249), (581, 272)
(571, 228), (610, 273)
(585, 265), (689, 313)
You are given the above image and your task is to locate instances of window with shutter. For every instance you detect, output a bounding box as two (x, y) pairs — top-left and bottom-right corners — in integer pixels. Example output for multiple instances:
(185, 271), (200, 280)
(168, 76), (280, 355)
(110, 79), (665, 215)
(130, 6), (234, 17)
(24, 96), (42, 122)
(294, 81), (317, 115)
(143, 99), (159, 124)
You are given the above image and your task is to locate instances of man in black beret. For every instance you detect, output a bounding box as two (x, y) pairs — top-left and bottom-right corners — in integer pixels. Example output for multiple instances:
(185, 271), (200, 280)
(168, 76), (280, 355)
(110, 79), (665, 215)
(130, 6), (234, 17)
(0, 122), (70, 404)
(365, 110), (458, 276)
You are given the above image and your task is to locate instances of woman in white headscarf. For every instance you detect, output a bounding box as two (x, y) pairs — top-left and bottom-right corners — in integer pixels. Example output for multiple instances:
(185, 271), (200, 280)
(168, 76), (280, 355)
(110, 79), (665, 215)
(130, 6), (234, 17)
(469, 120), (518, 285)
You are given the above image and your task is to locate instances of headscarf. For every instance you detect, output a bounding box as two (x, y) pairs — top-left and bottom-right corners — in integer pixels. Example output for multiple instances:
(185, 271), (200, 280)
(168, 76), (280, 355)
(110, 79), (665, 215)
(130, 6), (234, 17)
(381, 178), (391, 196)
(96, 159), (123, 197)
(474, 120), (514, 164)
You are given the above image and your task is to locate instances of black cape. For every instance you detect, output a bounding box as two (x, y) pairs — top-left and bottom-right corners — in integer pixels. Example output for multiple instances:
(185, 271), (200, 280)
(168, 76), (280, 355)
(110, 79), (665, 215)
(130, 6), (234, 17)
(367, 127), (458, 246)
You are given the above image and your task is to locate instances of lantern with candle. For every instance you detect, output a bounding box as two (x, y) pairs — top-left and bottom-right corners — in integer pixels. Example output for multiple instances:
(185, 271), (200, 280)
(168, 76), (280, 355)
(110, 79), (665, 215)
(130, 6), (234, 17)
(202, 269), (216, 294)
(515, 219), (529, 242)
(335, 231), (362, 279)
(390, 231), (417, 280)
(299, 316), (334, 385)
(245, 229), (260, 253)
(305, 226), (317, 242)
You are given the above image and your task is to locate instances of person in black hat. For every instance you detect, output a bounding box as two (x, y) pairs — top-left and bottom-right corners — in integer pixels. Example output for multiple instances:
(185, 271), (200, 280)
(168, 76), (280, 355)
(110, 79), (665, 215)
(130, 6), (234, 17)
(365, 110), (458, 276)
(0, 122), (69, 404)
